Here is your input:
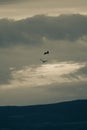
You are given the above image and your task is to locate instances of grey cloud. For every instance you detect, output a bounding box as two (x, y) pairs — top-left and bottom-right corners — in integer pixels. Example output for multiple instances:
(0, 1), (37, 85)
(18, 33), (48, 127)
(0, 68), (11, 84)
(0, 14), (87, 105)
(75, 65), (87, 76)
(0, 0), (27, 4)
(0, 14), (87, 47)
(61, 64), (87, 81)
(0, 0), (87, 7)
(12, 14), (87, 41)
(0, 14), (87, 87)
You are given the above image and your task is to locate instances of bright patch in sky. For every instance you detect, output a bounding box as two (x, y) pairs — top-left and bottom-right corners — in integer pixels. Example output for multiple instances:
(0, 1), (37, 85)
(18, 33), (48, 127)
(1, 62), (86, 90)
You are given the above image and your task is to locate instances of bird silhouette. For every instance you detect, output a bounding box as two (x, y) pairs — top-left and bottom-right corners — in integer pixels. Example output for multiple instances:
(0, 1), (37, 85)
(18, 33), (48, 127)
(44, 50), (49, 55)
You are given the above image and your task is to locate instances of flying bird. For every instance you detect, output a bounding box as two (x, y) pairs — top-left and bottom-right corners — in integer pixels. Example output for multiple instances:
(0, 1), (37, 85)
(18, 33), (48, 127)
(44, 50), (49, 55)
(40, 59), (47, 63)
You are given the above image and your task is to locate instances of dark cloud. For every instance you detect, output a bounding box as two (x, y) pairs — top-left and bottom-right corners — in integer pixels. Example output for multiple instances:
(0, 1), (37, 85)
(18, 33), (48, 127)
(0, 14), (87, 47)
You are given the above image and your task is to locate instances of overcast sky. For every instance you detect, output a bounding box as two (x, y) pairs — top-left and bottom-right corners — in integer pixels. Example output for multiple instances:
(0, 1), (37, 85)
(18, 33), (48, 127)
(0, 0), (87, 105)
(0, 0), (87, 19)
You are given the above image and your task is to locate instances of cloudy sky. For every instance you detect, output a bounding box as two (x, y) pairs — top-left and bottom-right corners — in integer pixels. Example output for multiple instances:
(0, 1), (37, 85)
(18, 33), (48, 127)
(0, 0), (87, 19)
(0, 0), (87, 105)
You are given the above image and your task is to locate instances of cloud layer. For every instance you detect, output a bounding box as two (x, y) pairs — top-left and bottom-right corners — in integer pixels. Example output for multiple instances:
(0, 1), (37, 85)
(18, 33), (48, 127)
(0, 62), (86, 90)
(0, 14), (87, 105)
(0, 62), (87, 105)
(0, 14), (87, 47)
(0, 0), (26, 4)
(0, 0), (87, 20)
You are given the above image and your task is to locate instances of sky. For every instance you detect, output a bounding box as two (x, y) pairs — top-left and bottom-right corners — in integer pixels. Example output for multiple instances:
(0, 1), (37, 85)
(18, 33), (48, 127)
(0, 0), (87, 19)
(0, 0), (87, 105)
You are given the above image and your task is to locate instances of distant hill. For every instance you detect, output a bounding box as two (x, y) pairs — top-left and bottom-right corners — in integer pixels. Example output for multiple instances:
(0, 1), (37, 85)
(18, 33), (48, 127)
(0, 100), (87, 130)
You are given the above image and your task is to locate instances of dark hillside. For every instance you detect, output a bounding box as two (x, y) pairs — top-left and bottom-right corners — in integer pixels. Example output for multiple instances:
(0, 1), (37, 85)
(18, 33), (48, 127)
(0, 100), (87, 130)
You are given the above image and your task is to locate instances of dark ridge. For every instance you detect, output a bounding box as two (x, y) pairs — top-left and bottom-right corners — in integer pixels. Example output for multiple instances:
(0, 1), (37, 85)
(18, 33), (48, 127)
(0, 100), (87, 130)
